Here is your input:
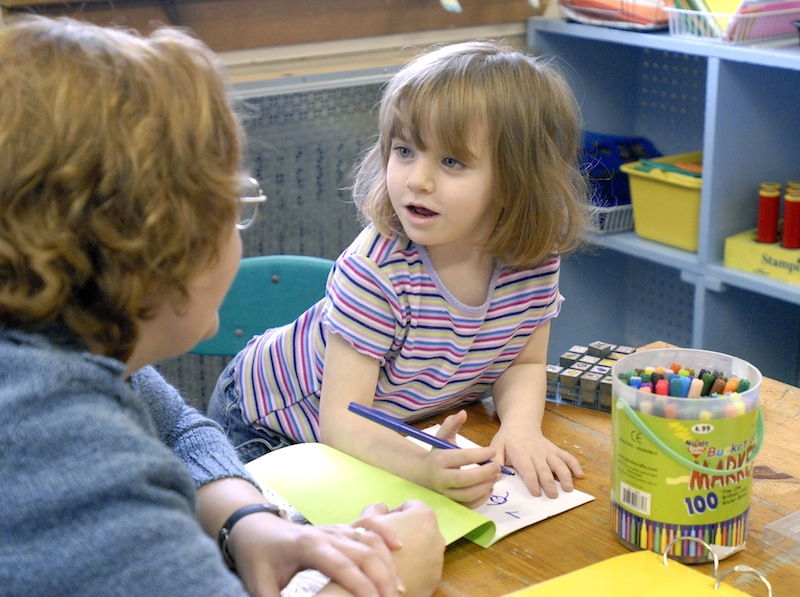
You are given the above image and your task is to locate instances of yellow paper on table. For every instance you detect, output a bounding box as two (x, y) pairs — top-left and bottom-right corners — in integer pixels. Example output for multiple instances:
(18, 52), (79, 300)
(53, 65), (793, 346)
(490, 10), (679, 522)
(245, 442), (593, 547)
(503, 551), (753, 596)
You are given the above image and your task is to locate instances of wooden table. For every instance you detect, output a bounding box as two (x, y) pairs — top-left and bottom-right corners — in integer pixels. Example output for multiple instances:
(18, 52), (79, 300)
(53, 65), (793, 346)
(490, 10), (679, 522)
(426, 342), (800, 596)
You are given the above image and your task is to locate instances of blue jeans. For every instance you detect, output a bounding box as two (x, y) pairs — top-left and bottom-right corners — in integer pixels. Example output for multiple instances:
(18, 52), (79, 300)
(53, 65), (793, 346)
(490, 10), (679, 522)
(207, 358), (294, 463)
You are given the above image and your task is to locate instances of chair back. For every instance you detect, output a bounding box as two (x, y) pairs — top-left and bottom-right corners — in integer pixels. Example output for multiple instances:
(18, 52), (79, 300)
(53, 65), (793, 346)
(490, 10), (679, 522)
(191, 254), (334, 357)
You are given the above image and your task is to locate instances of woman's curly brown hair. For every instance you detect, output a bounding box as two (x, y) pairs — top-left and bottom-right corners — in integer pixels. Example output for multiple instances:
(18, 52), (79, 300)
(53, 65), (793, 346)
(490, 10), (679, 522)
(0, 17), (242, 362)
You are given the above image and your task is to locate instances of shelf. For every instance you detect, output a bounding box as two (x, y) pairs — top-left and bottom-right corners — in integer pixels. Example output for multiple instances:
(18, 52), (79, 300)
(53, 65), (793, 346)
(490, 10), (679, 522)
(527, 18), (800, 71)
(529, 17), (800, 385)
(587, 232), (800, 306)
(587, 232), (701, 274)
(708, 263), (800, 306)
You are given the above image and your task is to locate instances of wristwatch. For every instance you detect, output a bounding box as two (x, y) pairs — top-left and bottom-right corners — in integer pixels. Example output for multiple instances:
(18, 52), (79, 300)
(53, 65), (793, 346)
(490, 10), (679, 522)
(217, 503), (289, 570)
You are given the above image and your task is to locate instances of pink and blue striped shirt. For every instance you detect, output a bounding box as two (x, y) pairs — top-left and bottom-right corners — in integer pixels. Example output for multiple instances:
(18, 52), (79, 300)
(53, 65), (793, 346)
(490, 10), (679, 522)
(233, 225), (563, 442)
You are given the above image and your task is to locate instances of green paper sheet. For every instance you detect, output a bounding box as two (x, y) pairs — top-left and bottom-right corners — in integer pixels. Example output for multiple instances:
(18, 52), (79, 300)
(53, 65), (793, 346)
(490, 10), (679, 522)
(245, 442), (494, 545)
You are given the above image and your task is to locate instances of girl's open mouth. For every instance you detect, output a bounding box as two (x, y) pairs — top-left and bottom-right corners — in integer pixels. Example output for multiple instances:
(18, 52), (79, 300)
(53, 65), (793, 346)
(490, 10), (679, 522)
(409, 205), (437, 217)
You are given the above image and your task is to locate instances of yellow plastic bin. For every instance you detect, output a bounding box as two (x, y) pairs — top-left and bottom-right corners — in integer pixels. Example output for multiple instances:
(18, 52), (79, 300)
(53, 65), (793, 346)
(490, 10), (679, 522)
(620, 151), (703, 252)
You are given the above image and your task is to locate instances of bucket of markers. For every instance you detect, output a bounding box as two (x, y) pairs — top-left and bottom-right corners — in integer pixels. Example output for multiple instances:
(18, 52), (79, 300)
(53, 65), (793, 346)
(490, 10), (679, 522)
(610, 348), (763, 563)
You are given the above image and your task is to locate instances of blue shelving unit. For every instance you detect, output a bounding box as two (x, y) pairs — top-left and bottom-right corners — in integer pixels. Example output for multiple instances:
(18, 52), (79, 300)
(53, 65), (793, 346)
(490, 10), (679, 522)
(529, 18), (800, 385)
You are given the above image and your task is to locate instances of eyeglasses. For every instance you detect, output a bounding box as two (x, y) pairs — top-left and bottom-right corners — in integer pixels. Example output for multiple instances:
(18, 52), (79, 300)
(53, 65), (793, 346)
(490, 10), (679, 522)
(237, 176), (267, 230)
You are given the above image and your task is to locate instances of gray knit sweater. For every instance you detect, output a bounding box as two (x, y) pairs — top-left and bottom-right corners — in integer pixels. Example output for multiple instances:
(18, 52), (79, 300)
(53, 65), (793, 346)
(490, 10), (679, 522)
(0, 325), (253, 595)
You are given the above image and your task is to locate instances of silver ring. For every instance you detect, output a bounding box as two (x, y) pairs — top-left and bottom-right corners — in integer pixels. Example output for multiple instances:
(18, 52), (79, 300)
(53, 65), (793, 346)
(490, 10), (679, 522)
(715, 565), (772, 596)
(352, 526), (367, 542)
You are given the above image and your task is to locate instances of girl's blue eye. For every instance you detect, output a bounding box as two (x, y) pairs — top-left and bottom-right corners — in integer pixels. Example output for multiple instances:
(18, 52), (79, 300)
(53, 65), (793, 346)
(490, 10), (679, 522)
(394, 145), (412, 158)
(443, 157), (462, 169)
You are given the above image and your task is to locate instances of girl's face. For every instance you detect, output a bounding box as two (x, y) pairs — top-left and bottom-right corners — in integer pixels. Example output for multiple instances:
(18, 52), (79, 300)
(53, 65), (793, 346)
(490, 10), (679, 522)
(386, 124), (497, 264)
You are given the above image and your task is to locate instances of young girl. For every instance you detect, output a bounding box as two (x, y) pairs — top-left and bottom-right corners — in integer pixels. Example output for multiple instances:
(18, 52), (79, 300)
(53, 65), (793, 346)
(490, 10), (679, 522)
(0, 16), (444, 597)
(209, 40), (594, 507)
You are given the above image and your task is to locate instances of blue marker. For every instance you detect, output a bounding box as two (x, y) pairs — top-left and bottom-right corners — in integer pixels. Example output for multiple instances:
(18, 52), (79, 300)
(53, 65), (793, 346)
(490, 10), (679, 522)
(348, 402), (515, 476)
(679, 375), (692, 397)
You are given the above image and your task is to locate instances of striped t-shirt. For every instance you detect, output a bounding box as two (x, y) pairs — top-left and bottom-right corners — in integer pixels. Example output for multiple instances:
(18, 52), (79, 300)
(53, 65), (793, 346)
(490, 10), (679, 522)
(233, 225), (563, 442)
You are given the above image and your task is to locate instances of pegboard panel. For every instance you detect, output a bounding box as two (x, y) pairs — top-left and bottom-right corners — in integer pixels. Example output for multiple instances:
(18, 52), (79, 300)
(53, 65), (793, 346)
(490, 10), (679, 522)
(531, 34), (707, 156)
(548, 249), (694, 364)
(634, 49), (706, 156)
(158, 83), (385, 410)
(234, 83), (384, 260)
(619, 257), (694, 349)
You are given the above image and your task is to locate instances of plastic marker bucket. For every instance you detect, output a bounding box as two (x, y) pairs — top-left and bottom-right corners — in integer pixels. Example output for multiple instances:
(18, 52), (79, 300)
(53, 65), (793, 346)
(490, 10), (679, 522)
(610, 348), (763, 563)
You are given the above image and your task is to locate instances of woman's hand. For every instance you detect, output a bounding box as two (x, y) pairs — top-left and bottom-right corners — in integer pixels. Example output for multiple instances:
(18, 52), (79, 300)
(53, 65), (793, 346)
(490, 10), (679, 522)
(231, 500), (443, 597)
(354, 500), (445, 597)
(421, 410), (500, 509)
(231, 511), (396, 597)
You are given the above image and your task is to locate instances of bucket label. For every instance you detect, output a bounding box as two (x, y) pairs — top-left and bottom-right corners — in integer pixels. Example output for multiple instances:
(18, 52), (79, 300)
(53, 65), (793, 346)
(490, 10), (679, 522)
(612, 407), (758, 525)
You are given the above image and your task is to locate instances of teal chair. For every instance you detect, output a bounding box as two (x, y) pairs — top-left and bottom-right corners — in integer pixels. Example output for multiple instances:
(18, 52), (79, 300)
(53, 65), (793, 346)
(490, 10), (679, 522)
(192, 254), (334, 357)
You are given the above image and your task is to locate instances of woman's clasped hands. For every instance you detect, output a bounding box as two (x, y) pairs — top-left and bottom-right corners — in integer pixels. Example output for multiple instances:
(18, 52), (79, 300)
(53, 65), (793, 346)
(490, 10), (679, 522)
(230, 499), (444, 597)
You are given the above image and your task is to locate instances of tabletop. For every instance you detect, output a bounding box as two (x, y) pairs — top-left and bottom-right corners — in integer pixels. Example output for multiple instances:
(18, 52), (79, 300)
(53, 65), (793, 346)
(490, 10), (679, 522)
(423, 341), (800, 596)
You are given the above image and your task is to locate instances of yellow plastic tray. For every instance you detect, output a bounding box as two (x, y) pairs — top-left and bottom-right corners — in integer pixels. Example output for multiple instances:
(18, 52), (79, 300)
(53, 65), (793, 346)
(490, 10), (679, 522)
(620, 151), (703, 252)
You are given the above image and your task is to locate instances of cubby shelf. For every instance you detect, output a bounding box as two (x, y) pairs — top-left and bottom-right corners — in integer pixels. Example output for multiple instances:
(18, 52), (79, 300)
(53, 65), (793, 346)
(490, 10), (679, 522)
(528, 17), (800, 385)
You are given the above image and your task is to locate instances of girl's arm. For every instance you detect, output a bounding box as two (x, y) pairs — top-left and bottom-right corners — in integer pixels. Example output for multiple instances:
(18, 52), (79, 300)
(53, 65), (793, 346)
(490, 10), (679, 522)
(489, 320), (585, 499)
(318, 331), (500, 508)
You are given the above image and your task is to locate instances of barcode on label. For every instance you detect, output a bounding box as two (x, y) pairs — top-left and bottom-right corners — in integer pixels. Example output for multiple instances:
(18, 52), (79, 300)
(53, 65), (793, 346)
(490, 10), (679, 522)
(620, 482), (651, 515)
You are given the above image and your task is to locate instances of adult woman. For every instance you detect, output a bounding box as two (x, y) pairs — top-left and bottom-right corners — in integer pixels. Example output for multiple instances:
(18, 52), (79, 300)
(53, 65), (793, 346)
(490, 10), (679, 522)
(0, 16), (443, 597)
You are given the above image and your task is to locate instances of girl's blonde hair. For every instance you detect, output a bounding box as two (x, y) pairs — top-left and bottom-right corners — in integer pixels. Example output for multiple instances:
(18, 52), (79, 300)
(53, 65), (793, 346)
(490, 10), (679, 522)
(0, 17), (243, 362)
(353, 40), (594, 269)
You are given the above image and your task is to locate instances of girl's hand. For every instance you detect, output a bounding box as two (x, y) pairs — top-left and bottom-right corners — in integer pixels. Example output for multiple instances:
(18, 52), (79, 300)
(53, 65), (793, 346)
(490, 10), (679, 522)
(422, 410), (501, 509)
(491, 427), (584, 499)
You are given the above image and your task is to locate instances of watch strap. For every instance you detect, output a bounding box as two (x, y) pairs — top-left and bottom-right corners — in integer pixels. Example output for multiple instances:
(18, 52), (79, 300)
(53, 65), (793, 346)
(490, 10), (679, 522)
(217, 503), (286, 570)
